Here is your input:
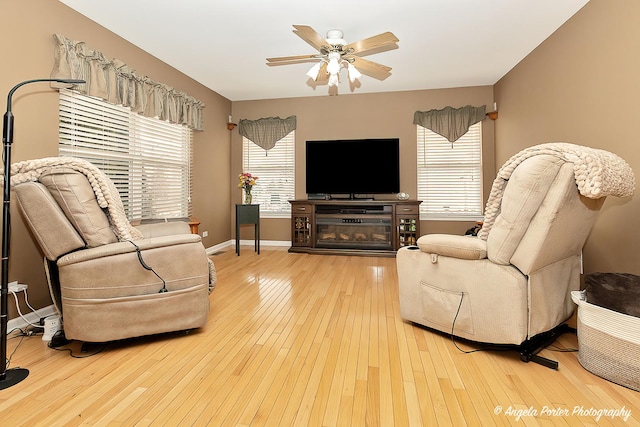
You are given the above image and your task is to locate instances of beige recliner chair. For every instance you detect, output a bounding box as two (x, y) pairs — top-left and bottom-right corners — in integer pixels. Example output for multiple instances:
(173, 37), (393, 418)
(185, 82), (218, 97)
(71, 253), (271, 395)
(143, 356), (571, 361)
(397, 143), (635, 368)
(11, 158), (214, 343)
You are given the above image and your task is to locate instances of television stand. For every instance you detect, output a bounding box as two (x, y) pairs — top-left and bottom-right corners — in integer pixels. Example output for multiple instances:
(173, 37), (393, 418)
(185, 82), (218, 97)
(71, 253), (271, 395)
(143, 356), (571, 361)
(289, 199), (421, 256)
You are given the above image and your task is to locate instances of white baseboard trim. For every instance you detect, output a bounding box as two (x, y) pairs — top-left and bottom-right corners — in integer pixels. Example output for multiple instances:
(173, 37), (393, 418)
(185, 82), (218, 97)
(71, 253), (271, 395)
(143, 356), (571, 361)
(205, 240), (234, 254)
(251, 239), (290, 247)
(205, 239), (289, 255)
(7, 304), (57, 332)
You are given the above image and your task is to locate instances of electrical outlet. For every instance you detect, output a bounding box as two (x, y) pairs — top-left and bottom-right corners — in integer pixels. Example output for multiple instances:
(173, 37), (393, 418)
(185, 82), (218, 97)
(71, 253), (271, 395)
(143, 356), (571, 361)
(202, 231), (208, 238)
(8, 282), (28, 293)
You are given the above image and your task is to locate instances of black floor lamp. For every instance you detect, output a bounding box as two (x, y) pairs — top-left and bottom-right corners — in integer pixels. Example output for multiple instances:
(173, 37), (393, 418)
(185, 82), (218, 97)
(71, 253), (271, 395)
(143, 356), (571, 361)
(1, 78), (85, 390)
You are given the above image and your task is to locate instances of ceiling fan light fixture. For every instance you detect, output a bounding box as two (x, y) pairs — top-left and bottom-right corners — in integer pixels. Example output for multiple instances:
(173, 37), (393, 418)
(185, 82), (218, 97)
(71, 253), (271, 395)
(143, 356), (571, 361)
(325, 29), (346, 46)
(268, 25), (398, 93)
(326, 55), (341, 75)
(306, 62), (323, 81)
(347, 63), (362, 83)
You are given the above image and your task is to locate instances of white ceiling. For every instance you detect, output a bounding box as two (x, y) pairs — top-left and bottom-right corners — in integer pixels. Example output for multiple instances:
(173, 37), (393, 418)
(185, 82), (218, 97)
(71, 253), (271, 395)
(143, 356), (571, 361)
(58, 0), (589, 101)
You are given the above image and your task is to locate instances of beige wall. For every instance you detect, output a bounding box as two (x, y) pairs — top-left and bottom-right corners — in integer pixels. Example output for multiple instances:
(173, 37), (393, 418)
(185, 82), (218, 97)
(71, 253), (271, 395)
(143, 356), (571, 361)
(1, 0), (232, 318)
(232, 87), (496, 241)
(494, 0), (640, 274)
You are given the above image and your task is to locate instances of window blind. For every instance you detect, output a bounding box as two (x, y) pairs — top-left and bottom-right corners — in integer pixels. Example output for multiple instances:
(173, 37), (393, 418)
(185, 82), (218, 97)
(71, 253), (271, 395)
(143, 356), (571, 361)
(242, 133), (295, 217)
(417, 122), (483, 220)
(59, 89), (193, 220)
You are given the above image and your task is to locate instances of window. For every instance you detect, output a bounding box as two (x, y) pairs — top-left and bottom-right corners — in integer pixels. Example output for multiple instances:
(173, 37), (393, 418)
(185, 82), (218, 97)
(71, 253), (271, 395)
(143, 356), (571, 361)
(242, 133), (295, 218)
(417, 122), (483, 220)
(58, 89), (193, 220)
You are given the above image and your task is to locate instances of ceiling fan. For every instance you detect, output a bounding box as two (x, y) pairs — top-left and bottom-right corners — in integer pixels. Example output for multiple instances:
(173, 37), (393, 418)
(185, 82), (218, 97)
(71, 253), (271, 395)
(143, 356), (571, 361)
(266, 25), (399, 89)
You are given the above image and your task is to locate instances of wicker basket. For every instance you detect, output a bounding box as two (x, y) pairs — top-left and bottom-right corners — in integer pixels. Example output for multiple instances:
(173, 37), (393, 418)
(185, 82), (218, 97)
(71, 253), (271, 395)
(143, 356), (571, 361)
(571, 291), (640, 391)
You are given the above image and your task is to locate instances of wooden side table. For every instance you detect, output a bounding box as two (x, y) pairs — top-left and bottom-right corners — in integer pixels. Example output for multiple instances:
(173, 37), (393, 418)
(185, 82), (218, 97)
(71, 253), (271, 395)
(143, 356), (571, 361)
(188, 216), (200, 235)
(236, 204), (260, 256)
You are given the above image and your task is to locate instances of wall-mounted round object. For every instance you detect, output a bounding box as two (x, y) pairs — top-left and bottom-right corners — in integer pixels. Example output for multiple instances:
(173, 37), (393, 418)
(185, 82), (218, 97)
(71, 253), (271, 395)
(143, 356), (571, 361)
(396, 192), (409, 200)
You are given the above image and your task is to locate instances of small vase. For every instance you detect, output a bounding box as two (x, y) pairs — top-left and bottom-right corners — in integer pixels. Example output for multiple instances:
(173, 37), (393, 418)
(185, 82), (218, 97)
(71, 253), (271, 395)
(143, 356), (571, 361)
(244, 188), (253, 205)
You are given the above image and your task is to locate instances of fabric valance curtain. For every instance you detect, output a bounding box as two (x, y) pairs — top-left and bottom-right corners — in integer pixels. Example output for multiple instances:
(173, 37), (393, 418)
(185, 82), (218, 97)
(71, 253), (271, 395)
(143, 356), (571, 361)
(413, 105), (486, 143)
(50, 34), (205, 131)
(238, 116), (297, 151)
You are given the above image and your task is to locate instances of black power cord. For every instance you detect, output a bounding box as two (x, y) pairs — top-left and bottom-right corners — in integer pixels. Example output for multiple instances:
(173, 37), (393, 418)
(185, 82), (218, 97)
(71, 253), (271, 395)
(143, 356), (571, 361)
(48, 330), (71, 348)
(450, 292), (486, 354)
(5, 328), (28, 371)
(127, 240), (167, 293)
(449, 292), (511, 355)
(449, 293), (577, 358)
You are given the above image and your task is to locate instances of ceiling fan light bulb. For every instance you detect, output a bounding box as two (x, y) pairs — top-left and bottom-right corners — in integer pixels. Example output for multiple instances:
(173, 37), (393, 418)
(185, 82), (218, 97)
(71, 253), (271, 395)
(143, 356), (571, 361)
(327, 58), (341, 75)
(328, 74), (339, 87)
(306, 62), (322, 80)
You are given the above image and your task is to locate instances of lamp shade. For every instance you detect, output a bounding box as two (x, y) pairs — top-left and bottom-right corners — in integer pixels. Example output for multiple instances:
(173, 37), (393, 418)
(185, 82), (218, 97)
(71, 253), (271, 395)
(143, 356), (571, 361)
(347, 63), (362, 83)
(306, 62), (322, 81)
(326, 57), (341, 75)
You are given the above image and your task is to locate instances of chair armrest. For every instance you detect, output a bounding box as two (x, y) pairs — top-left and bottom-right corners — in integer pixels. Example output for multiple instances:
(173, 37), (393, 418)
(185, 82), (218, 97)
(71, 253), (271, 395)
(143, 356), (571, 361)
(417, 234), (487, 260)
(56, 233), (209, 299)
(57, 234), (203, 266)
(135, 221), (192, 238)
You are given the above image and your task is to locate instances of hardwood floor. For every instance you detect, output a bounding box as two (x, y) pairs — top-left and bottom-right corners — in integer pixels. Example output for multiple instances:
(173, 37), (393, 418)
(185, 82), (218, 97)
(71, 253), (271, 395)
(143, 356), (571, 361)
(2, 246), (639, 426)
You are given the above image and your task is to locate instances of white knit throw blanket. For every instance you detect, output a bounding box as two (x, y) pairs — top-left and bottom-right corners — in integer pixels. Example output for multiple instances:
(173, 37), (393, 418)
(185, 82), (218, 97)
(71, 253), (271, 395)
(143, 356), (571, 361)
(6, 157), (144, 241)
(478, 143), (635, 240)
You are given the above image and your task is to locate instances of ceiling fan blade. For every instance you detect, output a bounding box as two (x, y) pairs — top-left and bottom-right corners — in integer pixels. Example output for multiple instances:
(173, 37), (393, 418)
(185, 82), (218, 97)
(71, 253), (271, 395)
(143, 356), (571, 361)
(349, 43), (399, 58)
(350, 56), (392, 80)
(344, 32), (399, 56)
(267, 60), (321, 67)
(315, 62), (329, 83)
(293, 25), (329, 52)
(267, 54), (321, 63)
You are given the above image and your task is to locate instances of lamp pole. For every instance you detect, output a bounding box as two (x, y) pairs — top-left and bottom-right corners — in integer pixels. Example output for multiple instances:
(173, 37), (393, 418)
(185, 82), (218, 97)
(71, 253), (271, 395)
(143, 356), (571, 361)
(1, 78), (85, 389)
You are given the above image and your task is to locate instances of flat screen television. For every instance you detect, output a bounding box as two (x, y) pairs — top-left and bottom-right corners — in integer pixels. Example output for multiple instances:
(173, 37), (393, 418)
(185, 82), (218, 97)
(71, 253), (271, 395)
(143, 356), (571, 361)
(305, 138), (400, 198)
